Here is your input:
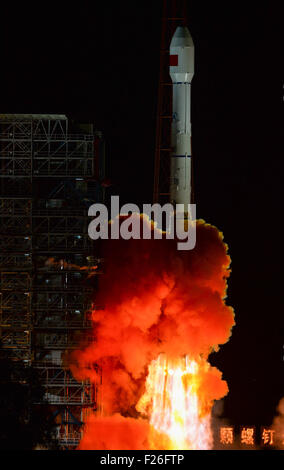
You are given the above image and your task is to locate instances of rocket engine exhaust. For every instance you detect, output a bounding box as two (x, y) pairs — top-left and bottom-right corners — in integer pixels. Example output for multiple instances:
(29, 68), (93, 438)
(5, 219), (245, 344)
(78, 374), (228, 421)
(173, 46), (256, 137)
(71, 217), (234, 449)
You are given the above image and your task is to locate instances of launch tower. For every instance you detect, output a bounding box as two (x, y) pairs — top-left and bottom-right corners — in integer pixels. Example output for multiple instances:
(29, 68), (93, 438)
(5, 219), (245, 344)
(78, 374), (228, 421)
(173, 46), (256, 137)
(0, 114), (105, 448)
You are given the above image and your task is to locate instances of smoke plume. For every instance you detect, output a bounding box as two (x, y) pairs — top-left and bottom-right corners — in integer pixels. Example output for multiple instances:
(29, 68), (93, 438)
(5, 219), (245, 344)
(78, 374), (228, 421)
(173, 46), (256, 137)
(272, 397), (284, 448)
(70, 215), (235, 449)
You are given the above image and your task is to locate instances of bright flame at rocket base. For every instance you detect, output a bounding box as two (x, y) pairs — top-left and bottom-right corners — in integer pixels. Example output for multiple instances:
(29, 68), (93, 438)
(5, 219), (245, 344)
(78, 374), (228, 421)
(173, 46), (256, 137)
(137, 355), (213, 450)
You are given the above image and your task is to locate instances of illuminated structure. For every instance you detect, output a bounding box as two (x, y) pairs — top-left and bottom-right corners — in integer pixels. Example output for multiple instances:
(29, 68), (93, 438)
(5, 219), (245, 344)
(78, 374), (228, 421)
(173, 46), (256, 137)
(169, 25), (194, 207)
(153, 0), (191, 205)
(0, 114), (104, 448)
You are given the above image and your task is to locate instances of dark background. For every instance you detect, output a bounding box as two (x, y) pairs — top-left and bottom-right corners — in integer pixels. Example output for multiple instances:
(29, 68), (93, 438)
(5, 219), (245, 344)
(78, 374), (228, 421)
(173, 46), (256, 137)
(0, 1), (283, 429)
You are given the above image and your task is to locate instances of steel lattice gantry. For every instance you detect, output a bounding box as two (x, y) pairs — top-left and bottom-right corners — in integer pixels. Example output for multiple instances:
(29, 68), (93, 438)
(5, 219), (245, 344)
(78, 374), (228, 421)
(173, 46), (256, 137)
(0, 114), (105, 448)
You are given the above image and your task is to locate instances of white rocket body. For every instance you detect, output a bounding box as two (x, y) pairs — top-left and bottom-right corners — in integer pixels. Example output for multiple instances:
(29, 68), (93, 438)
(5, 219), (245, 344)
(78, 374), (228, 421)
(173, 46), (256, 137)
(169, 26), (194, 207)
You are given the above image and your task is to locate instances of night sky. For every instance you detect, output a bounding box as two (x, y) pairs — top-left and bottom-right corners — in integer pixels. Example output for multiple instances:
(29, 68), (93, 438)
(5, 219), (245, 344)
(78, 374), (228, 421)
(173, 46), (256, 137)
(0, 1), (283, 430)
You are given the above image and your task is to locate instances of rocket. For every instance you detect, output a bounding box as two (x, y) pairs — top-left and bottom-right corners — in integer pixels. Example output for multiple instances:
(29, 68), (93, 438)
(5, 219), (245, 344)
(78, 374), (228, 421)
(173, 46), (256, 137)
(169, 26), (194, 209)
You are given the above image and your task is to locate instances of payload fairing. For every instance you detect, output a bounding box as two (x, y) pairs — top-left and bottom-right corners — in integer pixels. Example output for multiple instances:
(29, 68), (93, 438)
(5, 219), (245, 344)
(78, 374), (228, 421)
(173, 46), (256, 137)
(169, 26), (194, 208)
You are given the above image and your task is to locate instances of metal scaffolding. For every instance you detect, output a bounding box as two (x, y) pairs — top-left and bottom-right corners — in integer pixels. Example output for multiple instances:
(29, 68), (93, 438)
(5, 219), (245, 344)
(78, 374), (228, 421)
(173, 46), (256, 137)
(0, 114), (104, 449)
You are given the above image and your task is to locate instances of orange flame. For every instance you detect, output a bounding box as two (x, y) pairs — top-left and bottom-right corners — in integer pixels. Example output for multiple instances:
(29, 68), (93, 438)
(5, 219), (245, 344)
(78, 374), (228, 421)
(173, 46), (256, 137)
(137, 354), (213, 449)
(45, 257), (98, 278)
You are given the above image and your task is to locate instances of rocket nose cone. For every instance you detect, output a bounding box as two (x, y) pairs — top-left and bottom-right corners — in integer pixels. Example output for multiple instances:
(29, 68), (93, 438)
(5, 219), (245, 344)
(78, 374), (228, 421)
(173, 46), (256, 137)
(170, 26), (194, 48)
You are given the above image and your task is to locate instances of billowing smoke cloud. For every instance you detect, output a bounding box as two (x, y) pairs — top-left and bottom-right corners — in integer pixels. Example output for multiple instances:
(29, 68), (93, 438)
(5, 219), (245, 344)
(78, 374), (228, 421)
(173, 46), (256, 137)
(70, 216), (235, 449)
(272, 398), (284, 449)
(78, 414), (151, 450)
